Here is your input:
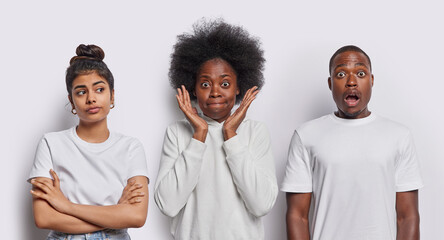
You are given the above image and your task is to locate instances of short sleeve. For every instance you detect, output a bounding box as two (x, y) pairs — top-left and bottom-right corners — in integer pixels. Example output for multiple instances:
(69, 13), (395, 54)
(28, 137), (53, 182)
(395, 131), (424, 192)
(127, 139), (149, 181)
(280, 131), (312, 193)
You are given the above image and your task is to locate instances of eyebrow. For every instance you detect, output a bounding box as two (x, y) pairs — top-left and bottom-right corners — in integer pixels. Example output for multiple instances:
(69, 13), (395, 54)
(334, 63), (369, 71)
(73, 81), (106, 90)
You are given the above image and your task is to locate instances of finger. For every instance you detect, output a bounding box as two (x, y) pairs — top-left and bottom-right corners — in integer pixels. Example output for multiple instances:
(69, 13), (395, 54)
(243, 86), (259, 102)
(131, 191), (145, 199)
(176, 94), (184, 108)
(31, 180), (51, 194)
(30, 189), (47, 200)
(129, 197), (142, 204)
(124, 179), (136, 191)
(50, 169), (60, 189)
(129, 183), (143, 192)
(182, 85), (191, 108)
(177, 88), (184, 105)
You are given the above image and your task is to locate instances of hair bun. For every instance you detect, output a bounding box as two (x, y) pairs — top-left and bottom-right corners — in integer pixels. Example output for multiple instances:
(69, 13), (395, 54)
(69, 44), (105, 64)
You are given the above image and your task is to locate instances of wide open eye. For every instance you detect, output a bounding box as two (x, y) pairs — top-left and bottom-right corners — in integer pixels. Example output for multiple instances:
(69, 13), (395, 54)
(336, 72), (346, 78)
(221, 82), (230, 87)
(357, 71), (366, 77)
(201, 82), (210, 88)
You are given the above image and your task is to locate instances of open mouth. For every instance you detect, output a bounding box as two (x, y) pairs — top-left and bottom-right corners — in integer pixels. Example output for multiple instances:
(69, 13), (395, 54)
(344, 93), (360, 107)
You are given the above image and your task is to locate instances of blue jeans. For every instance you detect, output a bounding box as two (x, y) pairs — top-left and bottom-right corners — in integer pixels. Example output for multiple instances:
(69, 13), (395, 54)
(47, 229), (130, 240)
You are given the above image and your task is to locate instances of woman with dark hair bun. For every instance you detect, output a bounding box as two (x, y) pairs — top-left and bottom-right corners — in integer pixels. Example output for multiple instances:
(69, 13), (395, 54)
(154, 19), (278, 239)
(28, 44), (149, 240)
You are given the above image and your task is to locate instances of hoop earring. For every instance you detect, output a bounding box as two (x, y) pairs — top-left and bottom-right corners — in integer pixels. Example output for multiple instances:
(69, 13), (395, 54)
(71, 108), (77, 115)
(110, 103), (115, 109)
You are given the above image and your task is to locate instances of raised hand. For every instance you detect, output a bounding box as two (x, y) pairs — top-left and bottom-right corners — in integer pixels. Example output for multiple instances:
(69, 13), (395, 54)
(176, 85), (208, 142)
(118, 179), (145, 204)
(223, 86), (259, 140)
(30, 169), (72, 214)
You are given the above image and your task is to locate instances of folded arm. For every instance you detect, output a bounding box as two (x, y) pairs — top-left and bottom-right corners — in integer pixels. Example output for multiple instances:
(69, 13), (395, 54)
(32, 182), (103, 234)
(31, 173), (148, 230)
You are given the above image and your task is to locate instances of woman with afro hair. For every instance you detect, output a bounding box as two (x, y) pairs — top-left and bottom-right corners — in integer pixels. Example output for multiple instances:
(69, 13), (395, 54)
(154, 19), (278, 240)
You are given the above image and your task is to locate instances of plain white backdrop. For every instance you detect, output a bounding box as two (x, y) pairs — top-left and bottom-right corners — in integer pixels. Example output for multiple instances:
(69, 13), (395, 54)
(1, 0), (443, 239)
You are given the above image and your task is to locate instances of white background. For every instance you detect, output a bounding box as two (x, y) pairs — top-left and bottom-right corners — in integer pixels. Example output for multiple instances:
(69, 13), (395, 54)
(1, 0), (443, 239)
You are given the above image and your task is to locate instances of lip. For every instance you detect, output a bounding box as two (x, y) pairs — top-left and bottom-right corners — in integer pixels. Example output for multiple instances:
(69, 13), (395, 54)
(86, 107), (101, 114)
(206, 101), (226, 106)
(343, 91), (361, 107)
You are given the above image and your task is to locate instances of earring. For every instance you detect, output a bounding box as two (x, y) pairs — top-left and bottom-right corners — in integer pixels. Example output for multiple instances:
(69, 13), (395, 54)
(110, 103), (115, 109)
(71, 108), (77, 115)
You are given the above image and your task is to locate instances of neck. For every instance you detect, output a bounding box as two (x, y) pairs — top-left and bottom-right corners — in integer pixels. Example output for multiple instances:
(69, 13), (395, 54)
(76, 118), (110, 143)
(336, 107), (371, 119)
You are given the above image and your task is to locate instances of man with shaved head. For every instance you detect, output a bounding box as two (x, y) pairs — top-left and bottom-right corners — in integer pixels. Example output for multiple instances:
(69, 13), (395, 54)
(281, 45), (423, 240)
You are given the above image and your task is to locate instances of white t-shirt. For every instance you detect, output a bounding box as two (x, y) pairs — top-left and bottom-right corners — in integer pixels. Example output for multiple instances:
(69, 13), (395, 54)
(281, 113), (423, 240)
(28, 126), (149, 206)
(154, 116), (278, 240)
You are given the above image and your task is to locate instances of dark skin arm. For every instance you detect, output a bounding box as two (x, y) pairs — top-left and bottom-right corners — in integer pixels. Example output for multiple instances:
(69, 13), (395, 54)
(396, 190), (420, 240)
(286, 192), (312, 240)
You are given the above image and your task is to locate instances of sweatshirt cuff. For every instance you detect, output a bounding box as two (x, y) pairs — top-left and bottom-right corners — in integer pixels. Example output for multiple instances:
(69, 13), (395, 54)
(223, 135), (246, 156)
(185, 138), (207, 156)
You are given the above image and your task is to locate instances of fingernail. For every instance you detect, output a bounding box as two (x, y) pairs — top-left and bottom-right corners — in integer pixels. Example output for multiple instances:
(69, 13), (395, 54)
(136, 198), (141, 202)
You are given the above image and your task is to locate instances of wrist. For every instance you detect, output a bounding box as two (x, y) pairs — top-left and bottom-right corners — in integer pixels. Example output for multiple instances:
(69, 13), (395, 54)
(193, 129), (208, 142)
(223, 129), (237, 140)
(62, 201), (75, 215)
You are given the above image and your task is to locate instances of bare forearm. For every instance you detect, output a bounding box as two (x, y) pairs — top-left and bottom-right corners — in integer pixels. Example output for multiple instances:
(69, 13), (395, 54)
(287, 215), (310, 240)
(397, 217), (419, 240)
(396, 191), (420, 240)
(64, 178), (148, 229)
(65, 202), (147, 229)
(33, 199), (103, 234)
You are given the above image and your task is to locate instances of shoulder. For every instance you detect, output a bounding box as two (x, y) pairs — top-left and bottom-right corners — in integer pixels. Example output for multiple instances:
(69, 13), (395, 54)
(240, 118), (268, 130)
(373, 114), (411, 137)
(41, 127), (74, 144)
(238, 118), (270, 139)
(111, 131), (145, 149)
(295, 114), (332, 136)
(165, 118), (193, 136)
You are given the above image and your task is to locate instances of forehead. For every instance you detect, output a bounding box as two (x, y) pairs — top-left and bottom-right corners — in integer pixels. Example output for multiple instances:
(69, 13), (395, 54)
(72, 72), (108, 86)
(198, 59), (236, 76)
(332, 51), (370, 70)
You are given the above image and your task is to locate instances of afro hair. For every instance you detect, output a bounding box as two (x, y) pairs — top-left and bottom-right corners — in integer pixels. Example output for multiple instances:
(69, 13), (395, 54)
(169, 18), (265, 104)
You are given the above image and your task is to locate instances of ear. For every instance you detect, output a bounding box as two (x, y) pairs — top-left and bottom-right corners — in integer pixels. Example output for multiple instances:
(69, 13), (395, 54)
(236, 87), (240, 95)
(193, 91), (196, 97)
(111, 89), (115, 103)
(328, 77), (332, 90)
(68, 94), (74, 106)
(371, 74), (374, 87)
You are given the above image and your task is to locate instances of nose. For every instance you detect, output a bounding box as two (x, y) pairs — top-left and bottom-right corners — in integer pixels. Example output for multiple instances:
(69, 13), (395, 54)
(346, 75), (357, 88)
(86, 91), (96, 104)
(210, 85), (221, 98)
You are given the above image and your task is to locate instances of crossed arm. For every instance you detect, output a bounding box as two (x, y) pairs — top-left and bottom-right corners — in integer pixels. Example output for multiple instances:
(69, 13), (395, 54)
(31, 170), (148, 234)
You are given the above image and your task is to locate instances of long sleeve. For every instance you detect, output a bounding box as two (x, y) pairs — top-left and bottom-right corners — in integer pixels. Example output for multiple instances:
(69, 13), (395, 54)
(222, 121), (278, 217)
(154, 122), (207, 217)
